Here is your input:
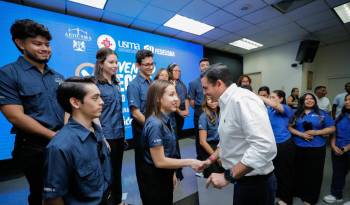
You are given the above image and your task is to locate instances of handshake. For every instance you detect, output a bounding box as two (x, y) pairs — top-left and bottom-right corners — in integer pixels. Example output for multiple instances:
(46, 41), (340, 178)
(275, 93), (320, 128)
(188, 159), (212, 172)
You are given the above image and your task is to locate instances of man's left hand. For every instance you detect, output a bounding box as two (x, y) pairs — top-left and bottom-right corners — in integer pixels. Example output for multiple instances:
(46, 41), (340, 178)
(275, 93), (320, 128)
(206, 173), (229, 189)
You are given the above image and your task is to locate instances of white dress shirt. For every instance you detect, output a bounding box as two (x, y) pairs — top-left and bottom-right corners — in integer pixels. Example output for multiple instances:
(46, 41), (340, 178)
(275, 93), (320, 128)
(218, 84), (277, 176)
(316, 96), (331, 112)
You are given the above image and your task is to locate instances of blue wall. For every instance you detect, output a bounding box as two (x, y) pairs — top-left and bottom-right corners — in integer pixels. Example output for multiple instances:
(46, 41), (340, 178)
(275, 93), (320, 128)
(0, 1), (203, 160)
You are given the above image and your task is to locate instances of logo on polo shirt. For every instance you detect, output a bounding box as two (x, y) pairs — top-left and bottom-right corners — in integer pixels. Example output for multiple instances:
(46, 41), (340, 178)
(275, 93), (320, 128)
(65, 28), (92, 52)
(97, 34), (116, 51)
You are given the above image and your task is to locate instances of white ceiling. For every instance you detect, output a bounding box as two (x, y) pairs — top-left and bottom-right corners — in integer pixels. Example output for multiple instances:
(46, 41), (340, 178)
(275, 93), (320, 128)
(4, 0), (350, 55)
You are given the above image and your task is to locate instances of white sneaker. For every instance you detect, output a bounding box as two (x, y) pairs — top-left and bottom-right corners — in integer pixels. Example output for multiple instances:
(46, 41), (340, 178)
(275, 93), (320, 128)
(323, 194), (343, 203)
(343, 201), (350, 205)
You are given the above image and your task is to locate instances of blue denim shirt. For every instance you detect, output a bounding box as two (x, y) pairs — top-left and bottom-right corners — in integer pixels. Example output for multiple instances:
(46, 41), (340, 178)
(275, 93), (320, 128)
(175, 80), (188, 110)
(142, 114), (178, 165)
(335, 113), (350, 155)
(198, 111), (220, 142)
(293, 110), (334, 147)
(188, 77), (204, 107)
(43, 118), (112, 205)
(127, 73), (152, 115)
(267, 104), (293, 144)
(0, 56), (64, 133)
(97, 79), (124, 139)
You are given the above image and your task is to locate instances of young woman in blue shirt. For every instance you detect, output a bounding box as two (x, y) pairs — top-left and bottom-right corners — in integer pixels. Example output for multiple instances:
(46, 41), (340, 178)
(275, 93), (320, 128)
(289, 93), (335, 205)
(138, 80), (204, 205)
(260, 90), (294, 205)
(323, 94), (350, 204)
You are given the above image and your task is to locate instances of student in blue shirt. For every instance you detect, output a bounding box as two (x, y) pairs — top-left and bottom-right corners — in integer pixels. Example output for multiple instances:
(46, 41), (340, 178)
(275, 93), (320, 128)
(188, 58), (210, 160)
(94, 48), (125, 205)
(138, 80), (205, 205)
(127, 49), (154, 189)
(198, 95), (224, 178)
(289, 93), (335, 205)
(260, 90), (295, 205)
(43, 77), (112, 205)
(323, 94), (350, 204)
(0, 19), (64, 205)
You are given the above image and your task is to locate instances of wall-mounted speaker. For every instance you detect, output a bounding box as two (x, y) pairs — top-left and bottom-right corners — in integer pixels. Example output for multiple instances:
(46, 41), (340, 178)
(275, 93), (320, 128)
(295, 40), (320, 63)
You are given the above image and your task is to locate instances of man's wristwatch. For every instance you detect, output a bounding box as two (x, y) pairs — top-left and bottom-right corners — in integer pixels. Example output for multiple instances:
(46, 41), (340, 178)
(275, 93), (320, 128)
(224, 169), (236, 184)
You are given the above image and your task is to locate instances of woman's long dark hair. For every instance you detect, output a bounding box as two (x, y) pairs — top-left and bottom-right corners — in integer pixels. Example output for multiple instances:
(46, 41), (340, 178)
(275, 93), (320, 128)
(292, 93), (321, 126)
(273, 90), (286, 104)
(336, 94), (350, 124)
(145, 80), (173, 119)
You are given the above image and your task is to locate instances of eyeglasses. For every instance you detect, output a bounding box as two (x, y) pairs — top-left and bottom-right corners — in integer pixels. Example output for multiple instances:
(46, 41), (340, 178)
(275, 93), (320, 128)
(141, 62), (155, 67)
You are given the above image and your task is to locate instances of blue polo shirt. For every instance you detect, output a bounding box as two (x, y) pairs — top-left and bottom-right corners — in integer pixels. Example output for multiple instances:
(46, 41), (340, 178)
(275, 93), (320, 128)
(43, 118), (112, 205)
(198, 112), (220, 142)
(0, 56), (64, 134)
(293, 110), (334, 147)
(188, 77), (204, 107)
(335, 113), (350, 155)
(127, 73), (151, 115)
(267, 104), (293, 144)
(96, 78), (124, 140)
(142, 114), (178, 165)
(175, 80), (188, 110)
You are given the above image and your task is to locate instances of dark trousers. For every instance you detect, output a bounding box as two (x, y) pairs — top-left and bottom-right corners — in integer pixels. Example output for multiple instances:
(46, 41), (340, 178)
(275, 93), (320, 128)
(12, 137), (47, 205)
(137, 160), (175, 205)
(174, 112), (184, 180)
(106, 138), (124, 204)
(233, 172), (276, 205)
(198, 141), (224, 178)
(193, 106), (203, 160)
(273, 138), (295, 204)
(294, 146), (326, 204)
(330, 152), (350, 199)
(131, 120), (144, 200)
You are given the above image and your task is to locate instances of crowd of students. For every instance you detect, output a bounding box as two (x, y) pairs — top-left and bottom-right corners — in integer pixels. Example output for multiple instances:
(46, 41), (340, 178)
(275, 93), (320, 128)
(1, 19), (350, 205)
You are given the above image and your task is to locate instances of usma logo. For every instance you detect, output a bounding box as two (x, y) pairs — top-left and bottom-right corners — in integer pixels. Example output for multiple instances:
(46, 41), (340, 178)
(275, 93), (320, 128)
(143, 45), (155, 53)
(97, 34), (116, 51)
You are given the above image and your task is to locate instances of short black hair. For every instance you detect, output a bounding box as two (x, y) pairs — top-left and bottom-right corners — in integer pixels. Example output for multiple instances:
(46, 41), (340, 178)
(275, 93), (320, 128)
(10, 19), (52, 53)
(57, 77), (97, 114)
(201, 63), (233, 87)
(136, 49), (153, 64)
(314, 85), (326, 93)
(199, 58), (209, 64)
(258, 86), (270, 95)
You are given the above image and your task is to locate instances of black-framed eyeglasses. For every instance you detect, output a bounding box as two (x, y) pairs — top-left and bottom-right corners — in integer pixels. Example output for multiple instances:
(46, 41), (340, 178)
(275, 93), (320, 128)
(141, 62), (156, 67)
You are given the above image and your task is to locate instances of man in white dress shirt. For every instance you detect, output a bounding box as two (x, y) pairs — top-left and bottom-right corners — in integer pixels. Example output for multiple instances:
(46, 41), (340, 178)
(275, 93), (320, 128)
(314, 85), (331, 113)
(201, 63), (277, 205)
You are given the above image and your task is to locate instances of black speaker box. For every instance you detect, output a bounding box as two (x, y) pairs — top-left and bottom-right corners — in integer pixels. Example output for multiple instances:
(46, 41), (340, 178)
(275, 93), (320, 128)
(295, 40), (320, 63)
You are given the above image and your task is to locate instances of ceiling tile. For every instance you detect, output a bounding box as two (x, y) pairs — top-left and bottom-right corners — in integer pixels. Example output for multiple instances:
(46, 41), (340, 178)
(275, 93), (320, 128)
(130, 19), (161, 32)
(137, 5), (175, 24)
(102, 11), (134, 27)
(201, 10), (237, 27)
(315, 25), (348, 39)
(219, 18), (252, 32)
(178, 0), (218, 20)
(201, 28), (230, 39)
(192, 36), (213, 44)
(175, 32), (198, 41)
(203, 0), (235, 7)
(67, 1), (103, 20)
(149, 0), (192, 12)
(223, 0), (267, 17)
(325, 0), (350, 7)
(154, 26), (181, 37)
(285, 0), (329, 21)
(235, 25), (265, 36)
(206, 40), (228, 48)
(257, 15), (291, 30)
(105, 0), (146, 18)
(23, 0), (65, 13)
(322, 35), (350, 45)
(305, 18), (341, 32)
(218, 33), (241, 43)
(296, 9), (337, 28)
(241, 6), (281, 24)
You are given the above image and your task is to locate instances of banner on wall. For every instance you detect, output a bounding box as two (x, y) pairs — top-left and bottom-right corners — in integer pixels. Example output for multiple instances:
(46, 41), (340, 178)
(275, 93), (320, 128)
(0, 1), (203, 160)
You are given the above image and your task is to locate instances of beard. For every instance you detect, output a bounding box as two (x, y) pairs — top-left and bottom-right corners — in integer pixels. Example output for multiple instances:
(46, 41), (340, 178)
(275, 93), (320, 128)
(24, 49), (51, 64)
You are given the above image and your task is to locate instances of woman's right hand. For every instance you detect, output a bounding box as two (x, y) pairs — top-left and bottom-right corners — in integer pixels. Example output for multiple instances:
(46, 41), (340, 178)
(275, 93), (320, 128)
(190, 159), (206, 172)
(331, 145), (344, 156)
(302, 133), (313, 141)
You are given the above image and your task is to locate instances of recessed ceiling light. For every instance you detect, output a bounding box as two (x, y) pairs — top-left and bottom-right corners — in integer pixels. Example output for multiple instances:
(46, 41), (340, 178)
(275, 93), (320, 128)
(69, 0), (107, 9)
(229, 38), (263, 50)
(164, 14), (214, 35)
(334, 2), (350, 24)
